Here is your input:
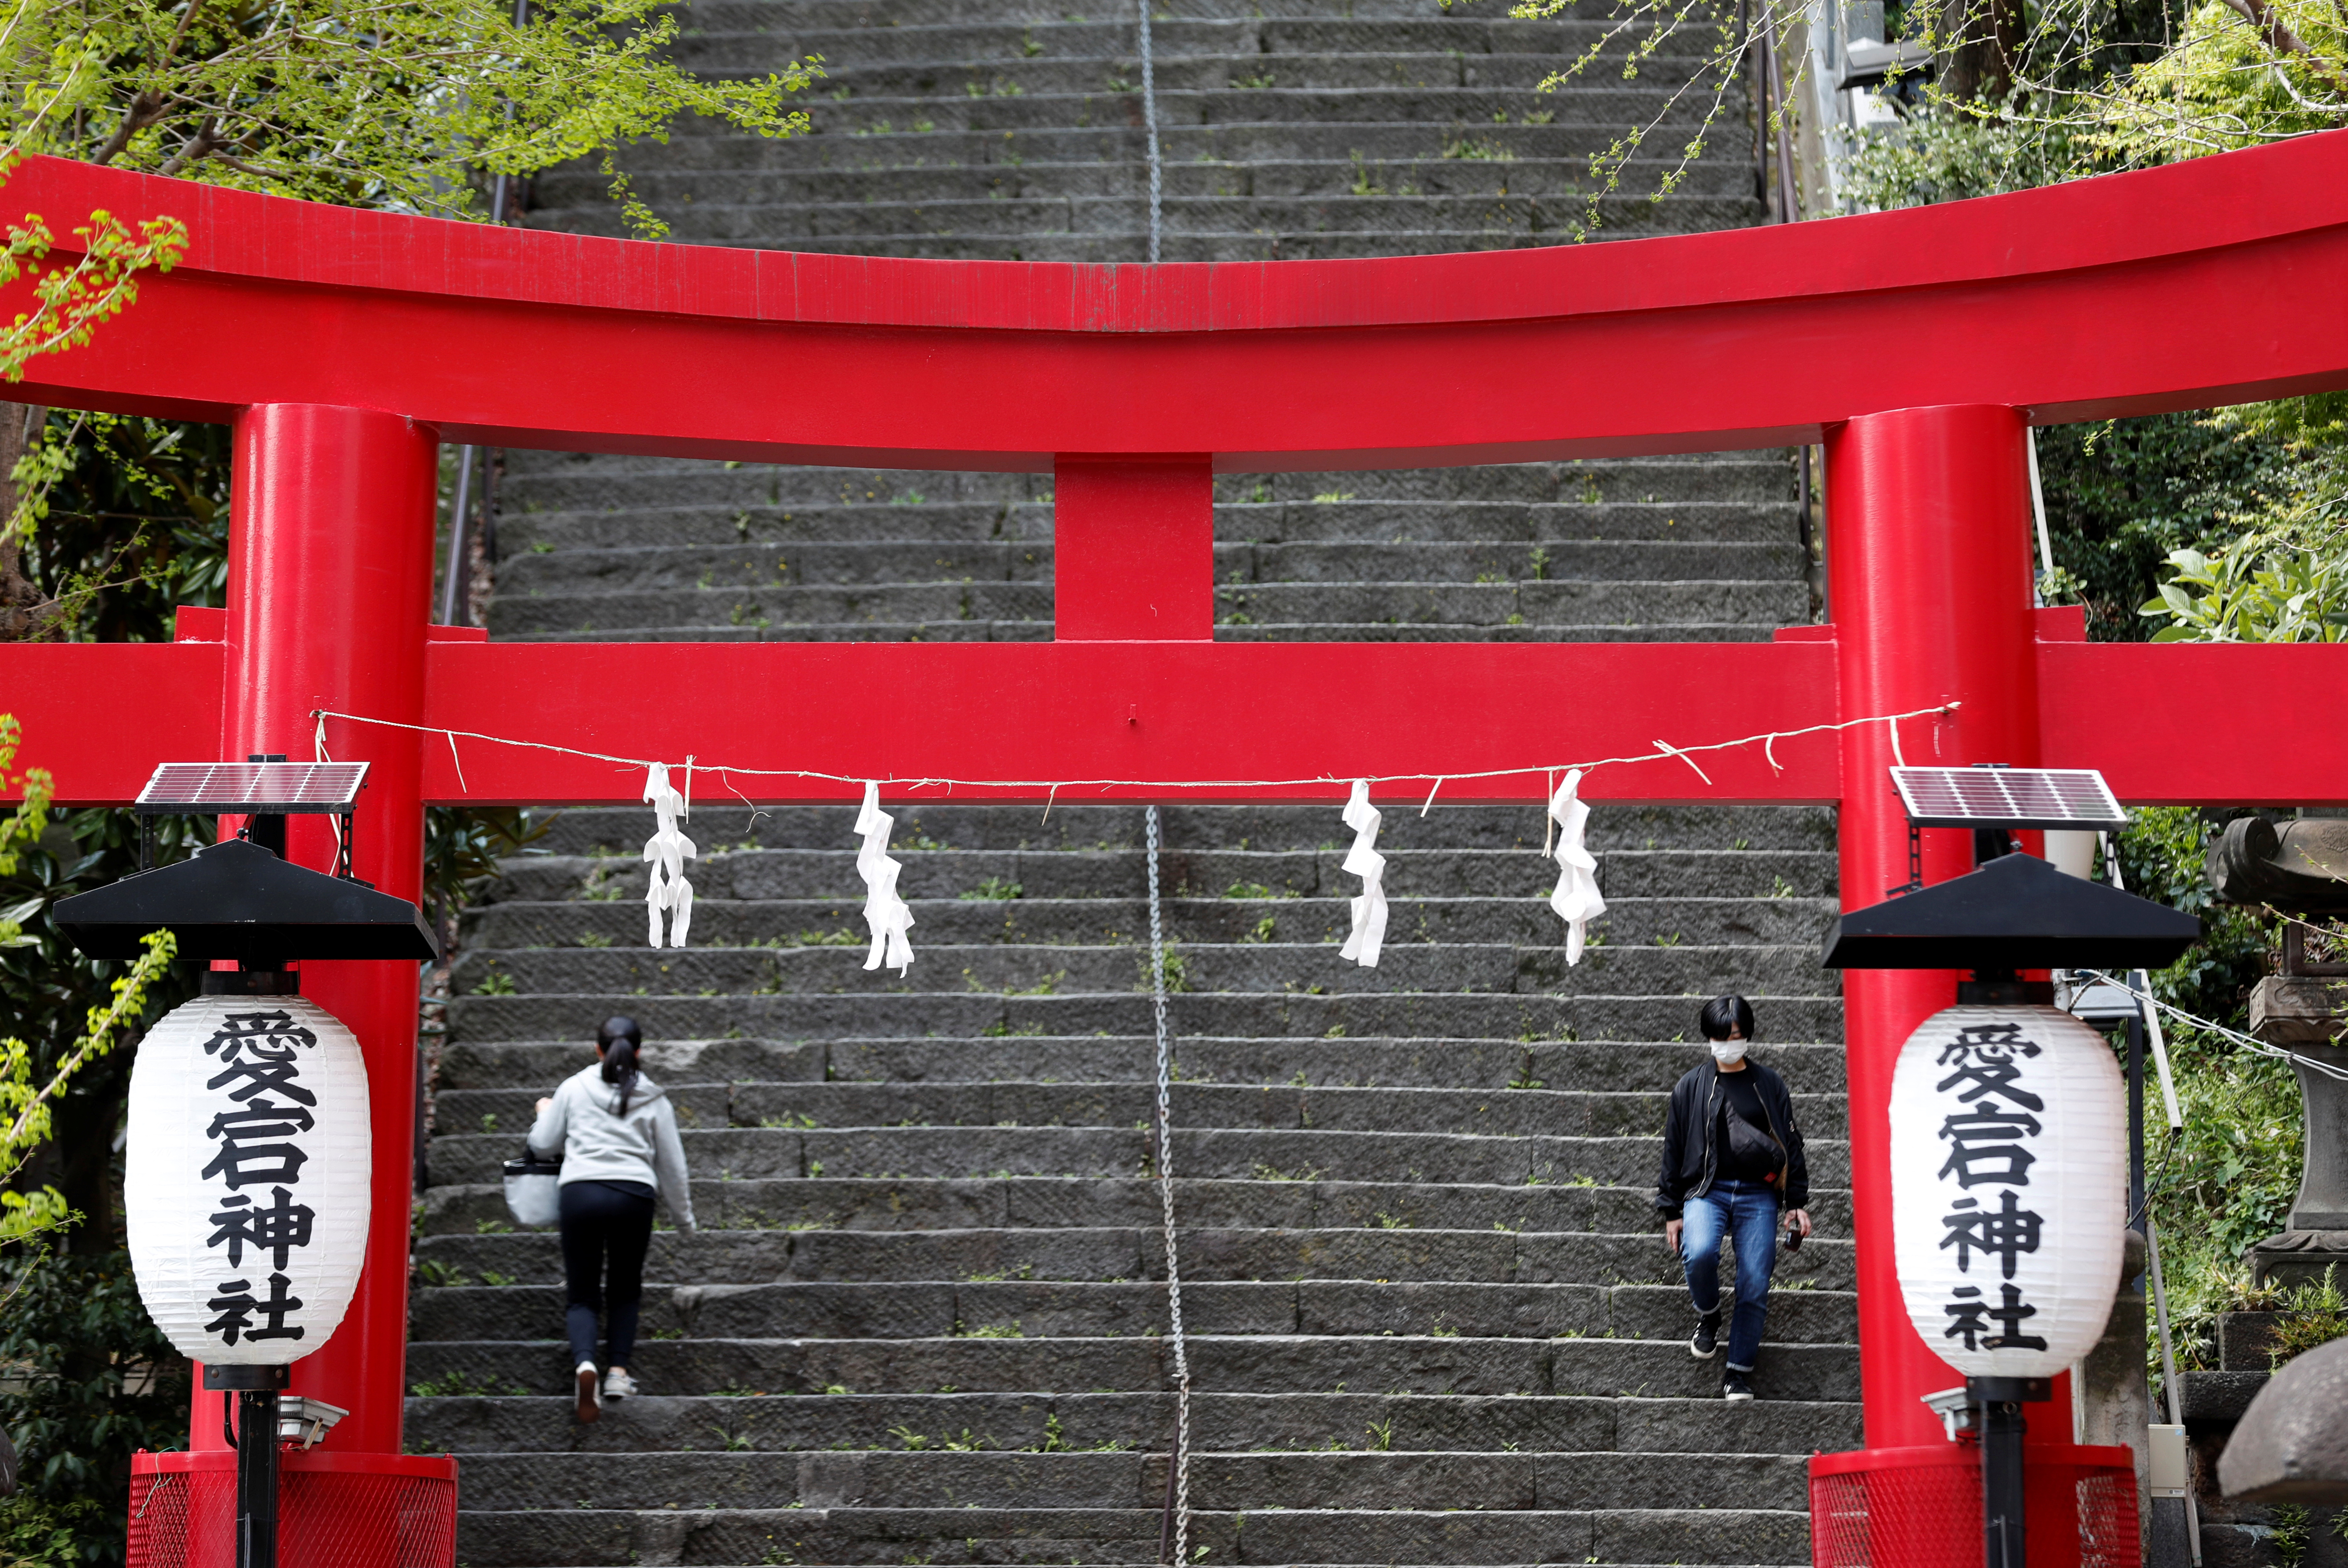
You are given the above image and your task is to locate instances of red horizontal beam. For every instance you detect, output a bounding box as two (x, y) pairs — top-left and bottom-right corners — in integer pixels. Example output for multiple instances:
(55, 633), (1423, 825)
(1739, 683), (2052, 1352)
(11, 138), (2348, 466)
(4, 641), (223, 801)
(406, 639), (1842, 807)
(2039, 640), (2348, 804)
(17, 636), (2348, 809)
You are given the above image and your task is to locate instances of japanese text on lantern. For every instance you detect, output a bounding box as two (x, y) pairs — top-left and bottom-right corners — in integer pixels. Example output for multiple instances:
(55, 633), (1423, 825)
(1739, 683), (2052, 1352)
(199, 1009), (317, 1346)
(1934, 1022), (2049, 1354)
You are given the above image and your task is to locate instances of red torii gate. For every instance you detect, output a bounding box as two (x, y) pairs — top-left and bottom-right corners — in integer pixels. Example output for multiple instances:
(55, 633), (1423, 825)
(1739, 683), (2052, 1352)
(11, 132), (2348, 1534)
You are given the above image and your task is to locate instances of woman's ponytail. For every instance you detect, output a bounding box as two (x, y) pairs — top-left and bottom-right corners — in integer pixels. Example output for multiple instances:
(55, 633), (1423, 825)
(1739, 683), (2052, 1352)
(598, 1014), (644, 1115)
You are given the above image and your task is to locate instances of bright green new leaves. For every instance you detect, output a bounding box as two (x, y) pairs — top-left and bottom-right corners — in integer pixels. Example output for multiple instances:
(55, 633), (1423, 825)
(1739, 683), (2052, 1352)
(0, 716), (174, 1252)
(0, 189), (187, 391)
(2142, 541), (2348, 641)
(2092, 0), (2348, 161)
(0, 0), (823, 232)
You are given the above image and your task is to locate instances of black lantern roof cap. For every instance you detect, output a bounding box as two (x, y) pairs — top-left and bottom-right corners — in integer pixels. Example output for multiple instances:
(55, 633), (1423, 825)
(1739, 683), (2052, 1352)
(53, 837), (437, 963)
(1822, 850), (2200, 971)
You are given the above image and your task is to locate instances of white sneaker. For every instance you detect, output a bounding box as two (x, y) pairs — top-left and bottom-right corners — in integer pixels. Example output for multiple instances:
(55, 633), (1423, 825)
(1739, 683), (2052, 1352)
(574, 1360), (602, 1424)
(603, 1367), (638, 1400)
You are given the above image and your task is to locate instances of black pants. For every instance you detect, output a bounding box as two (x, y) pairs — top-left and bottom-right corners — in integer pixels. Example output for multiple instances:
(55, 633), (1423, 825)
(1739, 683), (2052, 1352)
(559, 1180), (655, 1368)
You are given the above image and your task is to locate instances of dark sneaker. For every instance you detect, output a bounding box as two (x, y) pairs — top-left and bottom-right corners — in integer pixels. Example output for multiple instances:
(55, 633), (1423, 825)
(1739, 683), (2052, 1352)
(574, 1361), (603, 1424)
(1722, 1372), (1756, 1402)
(1690, 1313), (1722, 1359)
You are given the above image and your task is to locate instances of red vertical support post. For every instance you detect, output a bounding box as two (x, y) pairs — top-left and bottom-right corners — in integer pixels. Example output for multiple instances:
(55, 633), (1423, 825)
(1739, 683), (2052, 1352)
(1053, 455), (1215, 640)
(191, 405), (438, 1460)
(1826, 404), (2070, 1448)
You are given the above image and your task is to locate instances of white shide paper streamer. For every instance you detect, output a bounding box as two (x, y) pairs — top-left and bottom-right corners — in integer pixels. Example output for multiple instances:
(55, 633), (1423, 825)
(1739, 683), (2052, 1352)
(1547, 767), (1605, 965)
(1337, 779), (1388, 967)
(856, 781), (916, 973)
(641, 764), (697, 948)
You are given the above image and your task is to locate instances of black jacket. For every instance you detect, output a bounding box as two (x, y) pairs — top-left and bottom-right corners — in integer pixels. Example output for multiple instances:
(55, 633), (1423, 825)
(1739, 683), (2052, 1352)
(1654, 1059), (1808, 1218)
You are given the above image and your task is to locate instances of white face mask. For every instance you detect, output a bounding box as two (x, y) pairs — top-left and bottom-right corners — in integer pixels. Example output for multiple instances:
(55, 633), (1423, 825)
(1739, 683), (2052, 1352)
(1710, 1040), (1747, 1067)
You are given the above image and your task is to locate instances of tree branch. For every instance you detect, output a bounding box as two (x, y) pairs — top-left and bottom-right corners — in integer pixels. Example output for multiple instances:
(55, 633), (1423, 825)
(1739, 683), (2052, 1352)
(2219, 0), (2348, 92)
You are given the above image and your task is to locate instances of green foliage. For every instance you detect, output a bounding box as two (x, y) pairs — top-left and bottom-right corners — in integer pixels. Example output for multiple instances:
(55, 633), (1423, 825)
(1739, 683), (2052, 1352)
(424, 805), (556, 925)
(0, 717), (185, 1250)
(0, 1251), (190, 1568)
(0, 194), (186, 399)
(2, 413), (230, 643)
(2142, 539), (2348, 642)
(0, 0), (821, 232)
(0, 1494), (106, 1568)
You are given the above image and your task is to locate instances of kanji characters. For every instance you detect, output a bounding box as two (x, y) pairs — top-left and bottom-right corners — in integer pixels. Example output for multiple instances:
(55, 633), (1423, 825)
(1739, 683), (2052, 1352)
(201, 1099), (316, 1188)
(1939, 1190), (2044, 1279)
(1942, 1282), (2047, 1352)
(200, 1010), (318, 1065)
(206, 1186), (315, 1271)
(1936, 1108), (2042, 1188)
(206, 1273), (306, 1344)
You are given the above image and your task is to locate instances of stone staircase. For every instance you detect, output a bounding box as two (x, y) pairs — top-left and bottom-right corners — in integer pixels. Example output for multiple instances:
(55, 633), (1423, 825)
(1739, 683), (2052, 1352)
(410, 1), (1854, 1563)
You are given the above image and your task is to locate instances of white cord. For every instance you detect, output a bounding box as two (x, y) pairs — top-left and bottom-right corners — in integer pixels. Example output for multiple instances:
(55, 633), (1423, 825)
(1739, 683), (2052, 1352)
(306, 701), (1961, 799)
(2084, 969), (2348, 1084)
(1145, 804), (1191, 1564)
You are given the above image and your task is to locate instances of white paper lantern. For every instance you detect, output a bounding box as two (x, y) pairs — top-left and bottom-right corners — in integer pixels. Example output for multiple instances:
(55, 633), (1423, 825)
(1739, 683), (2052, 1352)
(125, 995), (372, 1366)
(1889, 1004), (2126, 1380)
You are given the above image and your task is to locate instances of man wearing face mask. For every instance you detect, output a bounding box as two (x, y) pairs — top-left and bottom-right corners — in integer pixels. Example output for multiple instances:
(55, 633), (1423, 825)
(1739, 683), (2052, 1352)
(1655, 993), (1811, 1401)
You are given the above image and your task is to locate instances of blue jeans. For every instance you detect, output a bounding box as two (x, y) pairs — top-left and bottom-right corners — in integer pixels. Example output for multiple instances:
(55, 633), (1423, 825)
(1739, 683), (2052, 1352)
(1679, 1178), (1779, 1372)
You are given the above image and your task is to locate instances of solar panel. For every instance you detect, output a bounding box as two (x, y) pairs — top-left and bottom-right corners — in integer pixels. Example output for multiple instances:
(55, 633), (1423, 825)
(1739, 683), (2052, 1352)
(1891, 766), (2126, 830)
(136, 762), (369, 815)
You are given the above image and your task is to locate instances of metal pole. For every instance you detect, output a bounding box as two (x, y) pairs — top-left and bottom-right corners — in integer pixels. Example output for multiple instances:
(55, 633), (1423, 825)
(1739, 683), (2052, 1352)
(234, 1388), (280, 1568)
(2128, 1013), (2147, 1233)
(1974, 1378), (2030, 1568)
(2145, 1214), (2204, 1566)
(437, 444), (476, 627)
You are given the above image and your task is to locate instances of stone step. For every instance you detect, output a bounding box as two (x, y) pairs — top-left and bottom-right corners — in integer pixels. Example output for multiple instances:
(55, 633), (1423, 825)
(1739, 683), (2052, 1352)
(451, 1503), (1811, 1567)
(482, 845), (1838, 903)
(463, 896), (1836, 952)
(536, 193), (1757, 252)
(409, 1332), (1860, 1400)
(444, 990), (1846, 1045)
(493, 539), (1800, 594)
(449, 940), (1830, 1000)
(533, 152), (1759, 207)
(495, 457), (1791, 506)
(666, 17), (1727, 63)
(408, 1388), (1861, 1457)
(676, 0), (1661, 25)
(452, 1445), (1814, 1512)
(488, 618), (1791, 644)
(501, 802), (1835, 856)
(430, 1077), (1844, 1141)
(664, 50), (1713, 97)
(410, 1273), (1856, 1343)
(498, 500), (1797, 556)
(434, 1035), (1849, 1094)
(411, 1222), (1855, 1289)
(483, 578), (1805, 637)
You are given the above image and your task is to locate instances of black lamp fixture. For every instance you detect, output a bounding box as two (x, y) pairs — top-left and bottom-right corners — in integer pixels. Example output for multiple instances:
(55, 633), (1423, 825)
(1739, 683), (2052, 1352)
(1823, 764), (2199, 1568)
(1823, 764), (2199, 982)
(55, 760), (437, 971)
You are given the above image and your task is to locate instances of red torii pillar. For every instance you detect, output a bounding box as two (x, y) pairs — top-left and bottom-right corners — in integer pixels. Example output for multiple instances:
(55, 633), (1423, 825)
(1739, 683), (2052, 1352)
(1831, 404), (2055, 1447)
(185, 407), (440, 1462)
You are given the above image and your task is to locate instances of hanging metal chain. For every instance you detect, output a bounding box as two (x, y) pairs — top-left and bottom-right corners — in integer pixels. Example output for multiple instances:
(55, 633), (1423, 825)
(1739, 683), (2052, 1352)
(1145, 804), (1191, 1564)
(1137, 0), (1164, 263)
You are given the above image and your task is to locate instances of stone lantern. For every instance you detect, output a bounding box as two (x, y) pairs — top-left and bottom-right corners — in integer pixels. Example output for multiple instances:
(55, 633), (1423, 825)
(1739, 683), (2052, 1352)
(2206, 814), (2348, 1288)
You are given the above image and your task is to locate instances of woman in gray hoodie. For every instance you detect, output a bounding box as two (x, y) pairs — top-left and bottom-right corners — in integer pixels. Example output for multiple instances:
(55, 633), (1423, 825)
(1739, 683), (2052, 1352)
(528, 1015), (695, 1422)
